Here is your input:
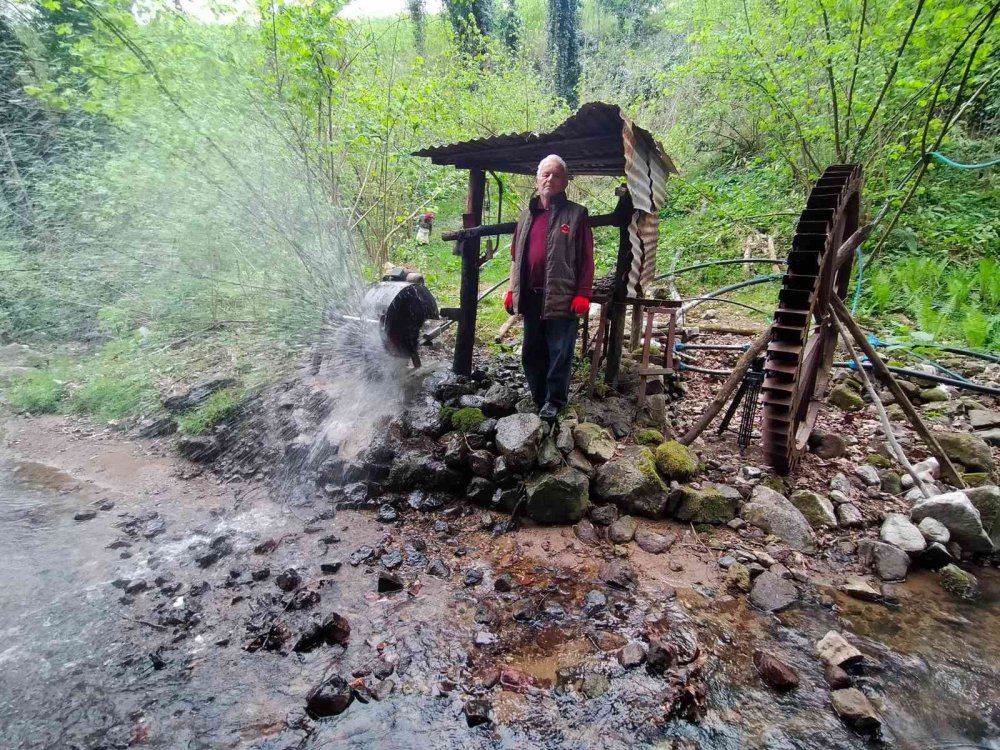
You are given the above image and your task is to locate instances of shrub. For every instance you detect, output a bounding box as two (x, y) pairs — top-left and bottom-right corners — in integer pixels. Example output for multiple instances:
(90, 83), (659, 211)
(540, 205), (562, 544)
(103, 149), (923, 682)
(5, 370), (66, 413)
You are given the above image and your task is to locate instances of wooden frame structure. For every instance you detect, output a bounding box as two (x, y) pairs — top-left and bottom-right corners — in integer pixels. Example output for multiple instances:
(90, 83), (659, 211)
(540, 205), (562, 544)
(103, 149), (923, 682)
(413, 103), (676, 382)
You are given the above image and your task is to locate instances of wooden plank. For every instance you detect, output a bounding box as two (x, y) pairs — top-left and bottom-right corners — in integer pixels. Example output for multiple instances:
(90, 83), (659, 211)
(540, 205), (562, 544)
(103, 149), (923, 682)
(637, 308), (657, 408)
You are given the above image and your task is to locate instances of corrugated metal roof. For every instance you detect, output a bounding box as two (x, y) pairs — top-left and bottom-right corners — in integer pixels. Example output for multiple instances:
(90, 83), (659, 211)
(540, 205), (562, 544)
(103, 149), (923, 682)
(415, 102), (677, 296)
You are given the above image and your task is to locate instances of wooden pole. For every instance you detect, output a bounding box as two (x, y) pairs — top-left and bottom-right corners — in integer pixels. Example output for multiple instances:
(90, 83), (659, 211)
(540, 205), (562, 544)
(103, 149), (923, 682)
(680, 329), (771, 445)
(830, 295), (965, 488)
(453, 169), (486, 376)
(604, 191), (634, 387)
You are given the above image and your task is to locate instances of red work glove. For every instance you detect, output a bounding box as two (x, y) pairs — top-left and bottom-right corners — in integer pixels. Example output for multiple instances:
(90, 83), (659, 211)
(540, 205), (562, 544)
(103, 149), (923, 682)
(503, 290), (514, 315)
(570, 296), (590, 316)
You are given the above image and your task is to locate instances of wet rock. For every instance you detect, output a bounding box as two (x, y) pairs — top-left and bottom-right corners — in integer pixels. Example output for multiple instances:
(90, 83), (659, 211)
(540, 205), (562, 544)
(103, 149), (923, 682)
(441, 432), (469, 469)
(464, 698), (493, 727)
(854, 465), (881, 487)
(599, 560), (637, 590)
(880, 513), (925, 553)
(426, 558), (450, 579)
(674, 484), (738, 525)
(726, 562), (751, 593)
(824, 664), (852, 689)
(541, 601), (565, 619)
(376, 504), (398, 523)
(467, 450), (495, 479)
(934, 431), (995, 473)
(74, 510), (97, 522)
(406, 489), (443, 512)
(753, 650), (799, 691)
(380, 549), (403, 570)
(537, 436), (562, 470)
(590, 504), (619, 526)
(939, 564), (978, 599)
(634, 527), (675, 554)
(836, 503), (863, 528)
(306, 674), (354, 718)
(573, 518), (599, 546)
(402, 401), (445, 438)
(789, 490), (837, 529)
(653, 440), (698, 481)
(857, 539), (909, 581)
(463, 568), (484, 587)
(482, 383), (518, 417)
(594, 448), (669, 517)
(387, 452), (461, 492)
(749, 571), (797, 612)
(512, 598), (537, 621)
(581, 673), (610, 699)
(163, 375), (236, 412)
(494, 573), (515, 592)
(582, 590), (607, 616)
(919, 541), (953, 569)
(320, 561), (341, 575)
(377, 572), (404, 593)
(830, 688), (881, 735)
(466, 477), (496, 506)
(573, 422), (616, 464)
(741, 486), (815, 552)
(841, 579), (881, 602)
(965, 484), (1000, 549)
(608, 515), (638, 543)
(816, 631), (863, 668)
(618, 641), (647, 668)
(495, 413), (545, 472)
(910, 491), (993, 554)
(646, 638), (679, 673)
(808, 430), (847, 459)
(525, 466), (590, 524)
(830, 385), (865, 412)
(275, 568), (301, 592)
(177, 435), (221, 463)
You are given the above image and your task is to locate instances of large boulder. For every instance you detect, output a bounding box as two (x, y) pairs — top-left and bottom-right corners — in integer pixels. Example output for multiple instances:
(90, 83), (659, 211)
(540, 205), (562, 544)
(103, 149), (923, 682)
(572, 423), (616, 464)
(525, 467), (591, 524)
(964, 485), (1000, 549)
(857, 539), (909, 581)
(741, 486), (815, 552)
(879, 513), (926, 554)
(789, 489), (838, 529)
(495, 413), (545, 472)
(932, 431), (996, 474)
(910, 492), (994, 554)
(653, 441), (698, 481)
(593, 447), (669, 517)
(673, 484), (738, 525)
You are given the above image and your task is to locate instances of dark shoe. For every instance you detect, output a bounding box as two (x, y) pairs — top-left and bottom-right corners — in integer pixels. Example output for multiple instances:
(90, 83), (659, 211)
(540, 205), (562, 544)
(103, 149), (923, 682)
(539, 402), (559, 420)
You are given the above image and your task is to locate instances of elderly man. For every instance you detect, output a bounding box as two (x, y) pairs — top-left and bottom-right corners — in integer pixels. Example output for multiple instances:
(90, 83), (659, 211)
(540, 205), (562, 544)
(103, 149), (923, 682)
(503, 155), (594, 420)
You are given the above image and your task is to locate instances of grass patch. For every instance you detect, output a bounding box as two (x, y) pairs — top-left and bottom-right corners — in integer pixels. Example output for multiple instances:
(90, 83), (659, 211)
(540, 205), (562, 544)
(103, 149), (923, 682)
(5, 368), (68, 413)
(177, 388), (243, 435)
(68, 374), (156, 423)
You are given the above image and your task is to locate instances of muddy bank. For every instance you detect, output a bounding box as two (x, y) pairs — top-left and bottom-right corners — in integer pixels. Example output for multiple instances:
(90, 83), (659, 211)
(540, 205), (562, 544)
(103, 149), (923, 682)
(2, 412), (999, 749)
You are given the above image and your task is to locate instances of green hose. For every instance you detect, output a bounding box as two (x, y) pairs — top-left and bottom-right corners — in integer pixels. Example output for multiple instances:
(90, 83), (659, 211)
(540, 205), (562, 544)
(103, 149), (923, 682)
(928, 151), (1000, 170)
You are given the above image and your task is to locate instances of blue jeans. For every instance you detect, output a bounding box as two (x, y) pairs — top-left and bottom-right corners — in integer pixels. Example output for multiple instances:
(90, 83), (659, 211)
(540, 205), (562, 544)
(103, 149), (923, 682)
(521, 290), (578, 409)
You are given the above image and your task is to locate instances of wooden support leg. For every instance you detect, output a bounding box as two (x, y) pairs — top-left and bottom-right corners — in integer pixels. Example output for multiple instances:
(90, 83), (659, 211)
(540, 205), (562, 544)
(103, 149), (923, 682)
(637, 308), (656, 408)
(589, 303), (609, 395)
(831, 295), (965, 488)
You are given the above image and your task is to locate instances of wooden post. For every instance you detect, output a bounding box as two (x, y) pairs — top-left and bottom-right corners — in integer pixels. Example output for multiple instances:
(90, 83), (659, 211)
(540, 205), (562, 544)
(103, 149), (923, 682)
(453, 169), (486, 376)
(830, 295), (965, 488)
(629, 303), (643, 349)
(603, 191), (634, 387)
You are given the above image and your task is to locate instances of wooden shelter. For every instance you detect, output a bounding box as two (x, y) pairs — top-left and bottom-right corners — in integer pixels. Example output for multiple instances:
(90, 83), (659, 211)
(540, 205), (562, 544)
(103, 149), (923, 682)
(413, 102), (677, 382)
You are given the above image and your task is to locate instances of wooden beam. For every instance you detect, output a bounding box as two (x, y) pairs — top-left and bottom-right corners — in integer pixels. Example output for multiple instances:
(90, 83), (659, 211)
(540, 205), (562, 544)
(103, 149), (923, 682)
(441, 211), (621, 242)
(603, 191), (634, 387)
(830, 295), (965, 488)
(453, 169), (486, 376)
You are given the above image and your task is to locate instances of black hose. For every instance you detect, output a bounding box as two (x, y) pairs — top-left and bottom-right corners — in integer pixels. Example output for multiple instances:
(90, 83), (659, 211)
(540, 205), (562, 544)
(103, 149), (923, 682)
(938, 345), (1000, 365)
(832, 362), (1000, 397)
(656, 258), (786, 281)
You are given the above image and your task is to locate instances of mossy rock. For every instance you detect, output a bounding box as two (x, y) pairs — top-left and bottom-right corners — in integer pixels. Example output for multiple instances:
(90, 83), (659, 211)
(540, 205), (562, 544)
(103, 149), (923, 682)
(829, 384), (865, 412)
(452, 407), (485, 432)
(865, 454), (891, 469)
(789, 489), (837, 528)
(674, 485), (738, 525)
(762, 476), (789, 495)
(726, 562), (751, 593)
(654, 440), (698, 481)
(961, 472), (991, 488)
(636, 447), (668, 493)
(887, 404), (905, 422)
(634, 428), (664, 447)
(939, 564), (979, 600)
(439, 406), (456, 430)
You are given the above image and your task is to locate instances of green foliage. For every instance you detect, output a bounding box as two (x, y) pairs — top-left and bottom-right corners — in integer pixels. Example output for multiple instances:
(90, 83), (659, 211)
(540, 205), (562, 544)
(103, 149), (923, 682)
(548, 0), (582, 108)
(633, 428), (663, 446)
(5, 369), (67, 414)
(439, 405), (457, 430)
(451, 406), (485, 432)
(177, 388), (242, 435)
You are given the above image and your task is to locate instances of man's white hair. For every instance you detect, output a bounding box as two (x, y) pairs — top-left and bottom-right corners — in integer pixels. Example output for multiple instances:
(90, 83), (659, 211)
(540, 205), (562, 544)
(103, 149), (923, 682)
(537, 154), (569, 177)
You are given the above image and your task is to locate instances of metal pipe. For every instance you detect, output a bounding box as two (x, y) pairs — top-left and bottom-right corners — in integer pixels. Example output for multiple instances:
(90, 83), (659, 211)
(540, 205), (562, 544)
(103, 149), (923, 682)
(655, 258), (786, 281)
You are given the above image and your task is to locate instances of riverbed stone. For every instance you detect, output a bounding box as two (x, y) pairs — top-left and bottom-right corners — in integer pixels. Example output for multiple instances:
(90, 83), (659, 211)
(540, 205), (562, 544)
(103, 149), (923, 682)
(824, 664), (852, 689)
(748, 571), (797, 611)
(753, 650), (799, 691)
(917, 517), (950, 544)
(495, 414), (545, 472)
(482, 383), (519, 416)
(653, 441), (698, 481)
(741, 486), (815, 552)
(467, 450), (494, 479)
(939, 563), (979, 599)
(573, 518), (599, 546)
(525, 467), (591, 524)
(808, 430), (847, 459)
(932, 431), (996, 473)
(857, 539), (909, 581)
(590, 504), (619, 526)
(841, 579), (881, 602)
(536, 436), (561, 470)
(880, 513), (926, 554)
(593, 448), (669, 518)
(815, 631), (863, 668)
(609, 515), (638, 544)
(566, 449), (595, 477)
(964, 484), (1000, 549)
(789, 489), (838, 529)
(854, 465), (881, 487)
(618, 641), (647, 668)
(830, 385), (865, 412)
(305, 674), (354, 718)
(674, 484), (738, 525)
(573, 422), (616, 464)
(634, 527), (675, 554)
(969, 409), (1000, 430)
(830, 688), (881, 735)
(910, 491), (994, 554)
(837, 503), (863, 528)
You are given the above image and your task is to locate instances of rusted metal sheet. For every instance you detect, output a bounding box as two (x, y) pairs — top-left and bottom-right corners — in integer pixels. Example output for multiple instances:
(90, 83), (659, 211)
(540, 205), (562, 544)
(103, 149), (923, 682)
(626, 210), (660, 298)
